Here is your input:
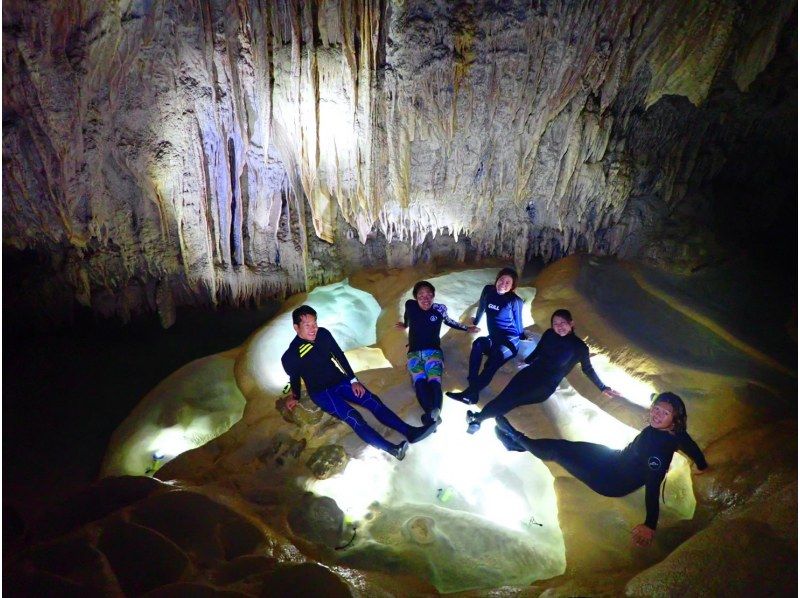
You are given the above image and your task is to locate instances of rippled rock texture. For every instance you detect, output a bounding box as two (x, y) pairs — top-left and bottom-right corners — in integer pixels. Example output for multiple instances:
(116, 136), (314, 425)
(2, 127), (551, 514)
(2, 0), (795, 325)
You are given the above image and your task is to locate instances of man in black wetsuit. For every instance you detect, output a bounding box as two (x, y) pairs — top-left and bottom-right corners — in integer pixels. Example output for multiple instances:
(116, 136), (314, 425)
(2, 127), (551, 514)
(494, 392), (708, 547)
(282, 305), (435, 460)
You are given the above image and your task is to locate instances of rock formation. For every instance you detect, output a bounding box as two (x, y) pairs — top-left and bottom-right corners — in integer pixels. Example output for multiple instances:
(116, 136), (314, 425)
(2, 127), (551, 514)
(3, 0), (796, 327)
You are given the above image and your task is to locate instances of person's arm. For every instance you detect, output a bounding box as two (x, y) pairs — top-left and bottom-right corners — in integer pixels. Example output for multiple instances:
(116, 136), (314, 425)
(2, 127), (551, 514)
(281, 352), (303, 408)
(633, 466), (667, 546)
(437, 304), (470, 331)
(396, 301), (410, 329)
(324, 329), (356, 380)
(524, 329), (550, 364)
(513, 296), (525, 339)
(678, 432), (708, 471)
(473, 286), (489, 326)
(578, 342), (617, 393)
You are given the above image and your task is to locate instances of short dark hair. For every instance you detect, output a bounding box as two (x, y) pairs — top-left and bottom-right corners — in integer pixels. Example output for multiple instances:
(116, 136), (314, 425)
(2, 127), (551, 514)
(651, 391), (688, 434)
(292, 305), (317, 325)
(496, 267), (519, 290)
(413, 280), (435, 298)
(551, 309), (573, 325)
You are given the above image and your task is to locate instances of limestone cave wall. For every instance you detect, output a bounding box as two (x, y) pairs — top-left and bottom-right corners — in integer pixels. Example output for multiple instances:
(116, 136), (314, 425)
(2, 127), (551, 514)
(2, 0), (796, 327)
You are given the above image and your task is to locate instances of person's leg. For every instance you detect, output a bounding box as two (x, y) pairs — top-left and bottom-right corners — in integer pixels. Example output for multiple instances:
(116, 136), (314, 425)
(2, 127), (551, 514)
(312, 383), (404, 455)
(518, 438), (623, 496)
(473, 341), (516, 392)
(467, 336), (491, 384)
(466, 368), (554, 433)
(407, 352), (432, 413)
(422, 350), (444, 417)
(349, 382), (437, 444)
(447, 338), (490, 404)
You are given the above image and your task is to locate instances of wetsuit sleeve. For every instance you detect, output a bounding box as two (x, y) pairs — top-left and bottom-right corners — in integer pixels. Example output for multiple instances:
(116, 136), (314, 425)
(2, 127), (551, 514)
(473, 286), (489, 325)
(437, 304), (469, 331)
(524, 329), (549, 364)
(324, 329), (357, 380)
(403, 300), (410, 327)
(578, 343), (609, 391)
(513, 296), (525, 338)
(644, 467), (667, 529)
(281, 351), (302, 397)
(678, 432), (708, 470)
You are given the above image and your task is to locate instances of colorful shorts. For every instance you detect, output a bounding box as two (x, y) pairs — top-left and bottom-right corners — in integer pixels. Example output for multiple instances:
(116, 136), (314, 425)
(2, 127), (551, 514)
(406, 349), (444, 382)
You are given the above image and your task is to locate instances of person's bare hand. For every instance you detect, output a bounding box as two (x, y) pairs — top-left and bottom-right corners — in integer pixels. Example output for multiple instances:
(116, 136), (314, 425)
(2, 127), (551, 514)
(352, 381), (366, 398)
(395, 321), (407, 330)
(693, 465), (710, 476)
(467, 325), (480, 333)
(285, 395), (299, 411)
(602, 387), (623, 398)
(631, 524), (655, 547)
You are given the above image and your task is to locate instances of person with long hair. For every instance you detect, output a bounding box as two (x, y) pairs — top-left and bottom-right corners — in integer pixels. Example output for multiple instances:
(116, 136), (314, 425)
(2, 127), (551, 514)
(466, 308), (621, 433)
(447, 267), (527, 405)
(493, 392), (708, 547)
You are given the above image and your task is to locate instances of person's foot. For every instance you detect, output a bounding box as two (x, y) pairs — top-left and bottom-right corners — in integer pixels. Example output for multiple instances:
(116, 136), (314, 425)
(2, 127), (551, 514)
(466, 410), (481, 434)
(407, 420), (438, 443)
(421, 407), (442, 427)
(494, 425), (525, 451)
(446, 389), (478, 405)
(390, 440), (409, 460)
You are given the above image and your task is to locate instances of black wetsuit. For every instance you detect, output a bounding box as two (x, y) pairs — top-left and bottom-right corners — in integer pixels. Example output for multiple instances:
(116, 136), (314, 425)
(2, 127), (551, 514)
(281, 327), (414, 453)
(516, 427), (707, 529)
(467, 285), (525, 392)
(475, 329), (607, 422)
(403, 300), (469, 351)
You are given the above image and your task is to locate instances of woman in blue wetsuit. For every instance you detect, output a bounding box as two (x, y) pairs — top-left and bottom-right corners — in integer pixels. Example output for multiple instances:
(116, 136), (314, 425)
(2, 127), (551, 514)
(494, 392), (708, 547)
(466, 308), (621, 433)
(447, 268), (527, 405)
(396, 280), (480, 426)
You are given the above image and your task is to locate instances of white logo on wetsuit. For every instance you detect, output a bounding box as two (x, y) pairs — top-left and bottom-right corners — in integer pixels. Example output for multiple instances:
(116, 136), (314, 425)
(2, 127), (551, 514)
(647, 456), (662, 470)
(429, 315), (437, 322)
(488, 303), (500, 311)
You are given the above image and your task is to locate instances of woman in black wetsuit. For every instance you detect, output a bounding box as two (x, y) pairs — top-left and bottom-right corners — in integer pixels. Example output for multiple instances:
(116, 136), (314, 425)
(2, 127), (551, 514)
(494, 392), (708, 547)
(466, 308), (621, 434)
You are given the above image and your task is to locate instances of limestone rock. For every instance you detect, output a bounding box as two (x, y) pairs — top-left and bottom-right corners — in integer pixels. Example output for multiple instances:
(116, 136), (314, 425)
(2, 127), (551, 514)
(305, 445), (348, 480)
(276, 394), (323, 427)
(286, 493), (346, 549)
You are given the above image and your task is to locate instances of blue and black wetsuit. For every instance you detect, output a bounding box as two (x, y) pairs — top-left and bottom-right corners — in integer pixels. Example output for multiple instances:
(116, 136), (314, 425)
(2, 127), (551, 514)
(403, 300), (469, 422)
(465, 285), (525, 395)
(473, 328), (608, 423)
(282, 327), (422, 454)
(499, 422), (707, 530)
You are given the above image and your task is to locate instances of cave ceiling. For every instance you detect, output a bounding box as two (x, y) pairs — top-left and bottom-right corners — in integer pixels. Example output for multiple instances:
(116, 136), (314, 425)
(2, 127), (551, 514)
(2, 0), (796, 325)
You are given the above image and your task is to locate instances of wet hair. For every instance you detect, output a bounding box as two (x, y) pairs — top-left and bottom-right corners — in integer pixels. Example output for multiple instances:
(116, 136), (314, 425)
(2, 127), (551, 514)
(495, 267), (519, 291)
(413, 280), (435, 298)
(292, 305), (317, 325)
(651, 391), (688, 434)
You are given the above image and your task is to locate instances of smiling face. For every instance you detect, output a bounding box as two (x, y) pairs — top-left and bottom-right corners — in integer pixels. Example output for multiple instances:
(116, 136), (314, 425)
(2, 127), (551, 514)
(551, 315), (574, 336)
(495, 275), (514, 295)
(293, 314), (318, 342)
(415, 287), (435, 310)
(650, 401), (675, 431)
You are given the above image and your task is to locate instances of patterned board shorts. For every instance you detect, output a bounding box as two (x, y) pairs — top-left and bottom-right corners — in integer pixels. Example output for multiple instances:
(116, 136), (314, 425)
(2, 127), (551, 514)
(406, 348), (444, 382)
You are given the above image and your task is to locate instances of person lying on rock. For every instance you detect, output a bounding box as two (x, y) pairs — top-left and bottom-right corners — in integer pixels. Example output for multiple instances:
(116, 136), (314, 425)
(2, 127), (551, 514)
(494, 392), (708, 547)
(395, 280), (480, 426)
(465, 308), (621, 434)
(282, 305), (436, 461)
(447, 267), (528, 405)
